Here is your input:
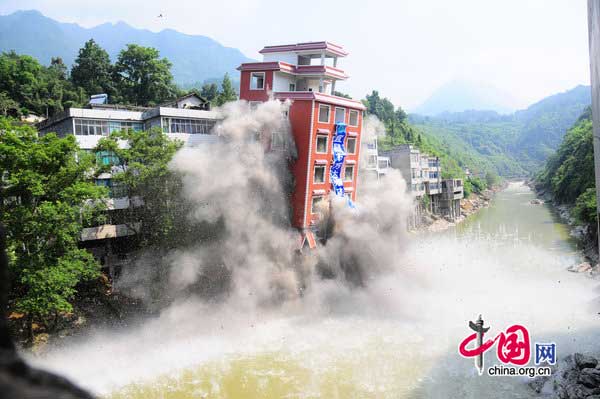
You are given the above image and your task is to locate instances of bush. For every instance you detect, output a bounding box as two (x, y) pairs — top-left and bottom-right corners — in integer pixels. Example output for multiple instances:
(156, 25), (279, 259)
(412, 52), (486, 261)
(573, 187), (597, 225)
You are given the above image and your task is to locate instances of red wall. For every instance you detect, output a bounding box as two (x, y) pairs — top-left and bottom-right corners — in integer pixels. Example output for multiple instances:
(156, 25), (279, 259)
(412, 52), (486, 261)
(288, 100), (314, 228)
(239, 70), (273, 102)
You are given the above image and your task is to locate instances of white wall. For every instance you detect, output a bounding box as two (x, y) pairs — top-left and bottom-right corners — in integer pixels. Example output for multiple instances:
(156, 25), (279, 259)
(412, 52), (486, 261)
(272, 72), (295, 92)
(262, 52), (298, 65)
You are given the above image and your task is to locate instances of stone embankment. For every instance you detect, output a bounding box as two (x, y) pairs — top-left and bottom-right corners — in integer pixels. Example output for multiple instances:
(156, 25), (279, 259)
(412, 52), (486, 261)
(530, 353), (600, 399)
(421, 185), (502, 233)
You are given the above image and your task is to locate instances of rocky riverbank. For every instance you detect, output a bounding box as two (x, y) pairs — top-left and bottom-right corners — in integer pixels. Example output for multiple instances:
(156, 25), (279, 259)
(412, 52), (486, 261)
(530, 353), (600, 399)
(420, 185), (503, 233)
(528, 181), (599, 267)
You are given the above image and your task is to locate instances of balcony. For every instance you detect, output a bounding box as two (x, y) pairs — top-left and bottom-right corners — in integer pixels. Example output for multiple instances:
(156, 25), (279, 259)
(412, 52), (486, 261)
(80, 222), (140, 241)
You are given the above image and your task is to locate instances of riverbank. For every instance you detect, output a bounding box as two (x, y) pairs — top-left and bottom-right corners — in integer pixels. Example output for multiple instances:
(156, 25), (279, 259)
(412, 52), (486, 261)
(528, 181), (599, 267)
(421, 183), (505, 233)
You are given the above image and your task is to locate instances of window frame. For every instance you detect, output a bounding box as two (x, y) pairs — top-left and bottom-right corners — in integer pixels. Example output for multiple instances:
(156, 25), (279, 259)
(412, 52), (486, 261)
(249, 72), (265, 90)
(346, 137), (357, 154)
(311, 196), (324, 214)
(348, 110), (359, 126)
(316, 135), (329, 154)
(334, 107), (346, 124)
(313, 165), (326, 184)
(318, 104), (330, 123)
(344, 165), (354, 182)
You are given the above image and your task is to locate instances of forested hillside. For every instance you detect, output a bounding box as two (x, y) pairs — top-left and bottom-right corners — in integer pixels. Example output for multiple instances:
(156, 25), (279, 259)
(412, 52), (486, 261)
(537, 107), (596, 227)
(410, 85), (591, 176)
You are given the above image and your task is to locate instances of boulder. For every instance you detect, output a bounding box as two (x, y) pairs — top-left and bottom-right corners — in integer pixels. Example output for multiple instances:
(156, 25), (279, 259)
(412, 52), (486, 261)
(575, 353), (599, 369)
(568, 262), (593, 273)
(579, 368), (600, 388)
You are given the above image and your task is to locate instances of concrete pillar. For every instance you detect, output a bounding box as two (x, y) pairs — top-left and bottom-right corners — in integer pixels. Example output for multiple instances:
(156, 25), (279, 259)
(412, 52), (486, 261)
(588, 0), (600, 254)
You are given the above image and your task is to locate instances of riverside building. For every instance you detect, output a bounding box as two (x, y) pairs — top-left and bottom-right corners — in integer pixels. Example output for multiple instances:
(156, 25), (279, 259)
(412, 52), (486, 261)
(381, 144), (463, 227)
(36, 93), (221, 276)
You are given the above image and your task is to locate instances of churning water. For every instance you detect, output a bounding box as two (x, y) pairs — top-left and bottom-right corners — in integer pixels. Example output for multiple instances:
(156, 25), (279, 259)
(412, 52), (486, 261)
(32, 182), (600, 398)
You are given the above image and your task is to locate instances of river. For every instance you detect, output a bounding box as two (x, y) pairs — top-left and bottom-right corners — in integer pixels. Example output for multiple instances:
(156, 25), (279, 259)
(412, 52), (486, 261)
(34, 181), (600, 398)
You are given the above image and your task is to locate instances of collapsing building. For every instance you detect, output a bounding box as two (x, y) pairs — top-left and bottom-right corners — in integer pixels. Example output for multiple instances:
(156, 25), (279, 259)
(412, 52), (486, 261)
(380, 144), (464, 227)
(237, 41), (366, 248)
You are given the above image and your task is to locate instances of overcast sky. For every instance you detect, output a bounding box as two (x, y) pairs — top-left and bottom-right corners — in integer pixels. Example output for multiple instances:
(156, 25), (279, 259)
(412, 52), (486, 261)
(0, 0), (591, 110)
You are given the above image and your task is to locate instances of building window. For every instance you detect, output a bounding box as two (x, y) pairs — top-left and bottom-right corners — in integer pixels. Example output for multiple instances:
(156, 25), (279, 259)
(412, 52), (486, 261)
(346, 137), (357, 154)
(349, 110), (359, 126)
(316, 135), (328, 153)
(74, 119), (109, 136)
(163, 118), (217, 134)
(311, 196), (324, 214)
(289, 83), (296, 91)
(367, 155), (377, 167)
(334, 107), (345, 124)
(318, 105), (330, 123)
(314, 165), (326, 183)
(271, 131), (286, 150)
(250, 72), (265, 90)
(108, 121), (143, 133)
(344, 165), (354, 182)
(96, 150), (120, 166)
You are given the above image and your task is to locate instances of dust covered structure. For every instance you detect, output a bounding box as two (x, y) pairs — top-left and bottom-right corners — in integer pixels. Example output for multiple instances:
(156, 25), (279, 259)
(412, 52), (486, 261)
(238, 42), (365, 247)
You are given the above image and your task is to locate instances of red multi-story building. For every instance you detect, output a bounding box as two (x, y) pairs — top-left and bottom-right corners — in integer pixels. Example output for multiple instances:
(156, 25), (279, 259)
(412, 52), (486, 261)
(238, 42), (365, 247)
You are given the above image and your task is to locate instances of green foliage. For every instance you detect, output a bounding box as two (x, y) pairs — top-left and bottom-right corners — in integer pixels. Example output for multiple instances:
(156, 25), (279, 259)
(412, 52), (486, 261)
(96, 128), (185, 248)
(216, 73), (238, 106)
(0, 117), (104, 325)
(410, 86), (590, 177)
(485, 171), (500, 187)
(71, 39), (118, 101)
(573, 188), (597, 225)
(0, 51), (85, 116)
(114, 44), (178, 106)
(464, 176), (487, 198)
(200, 82), (219, 104)
(537, 110), (594, 204)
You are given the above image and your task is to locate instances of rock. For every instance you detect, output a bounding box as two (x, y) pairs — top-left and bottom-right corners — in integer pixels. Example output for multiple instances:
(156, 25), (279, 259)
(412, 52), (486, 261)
(578, 368), (600, 388)
(566, 383), (591, 399)
(530, 199), (544, 205)
(575, 353), (599, 369)
(568, 262), (593, 273)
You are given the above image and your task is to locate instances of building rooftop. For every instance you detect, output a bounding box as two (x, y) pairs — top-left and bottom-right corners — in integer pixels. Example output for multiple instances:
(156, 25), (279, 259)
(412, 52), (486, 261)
(259, 41), (348, 57)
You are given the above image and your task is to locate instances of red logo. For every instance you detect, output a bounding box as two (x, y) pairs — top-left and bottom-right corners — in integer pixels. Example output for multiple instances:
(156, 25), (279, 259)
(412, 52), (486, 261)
(459, 324), (531, 366)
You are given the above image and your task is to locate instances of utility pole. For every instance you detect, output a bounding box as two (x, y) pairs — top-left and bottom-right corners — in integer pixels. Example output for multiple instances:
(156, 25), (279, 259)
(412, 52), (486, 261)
(588, 0), (600, 255)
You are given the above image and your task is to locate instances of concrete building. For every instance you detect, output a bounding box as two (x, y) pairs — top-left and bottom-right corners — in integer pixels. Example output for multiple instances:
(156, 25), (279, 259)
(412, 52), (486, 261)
(238, 41), (366, 244)
(36, 93), (221, 275)
(362, 137), (390, 179)
(381, 144), (463, 226)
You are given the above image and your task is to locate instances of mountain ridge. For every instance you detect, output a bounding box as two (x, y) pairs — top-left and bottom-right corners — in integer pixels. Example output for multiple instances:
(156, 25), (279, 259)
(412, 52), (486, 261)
(0, 10), (253, 85)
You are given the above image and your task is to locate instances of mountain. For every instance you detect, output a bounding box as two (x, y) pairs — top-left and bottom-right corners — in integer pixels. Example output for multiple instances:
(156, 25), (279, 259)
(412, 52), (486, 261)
(414, 80), (520, 116)
(410, 85), (591, 176)
(0, 10), (253, 86)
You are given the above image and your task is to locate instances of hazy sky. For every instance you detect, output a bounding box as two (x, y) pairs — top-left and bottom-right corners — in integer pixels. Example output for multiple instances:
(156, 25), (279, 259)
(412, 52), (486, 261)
(0, 0), (591, 110)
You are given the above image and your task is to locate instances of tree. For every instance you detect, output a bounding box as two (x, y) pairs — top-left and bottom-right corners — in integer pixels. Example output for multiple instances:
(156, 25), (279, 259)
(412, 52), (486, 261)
(0, 118), (105, 335)
(114, 44), (177, 106)
(216, 73), (237, 106)
(96, 128), (186, 248)
(0, 93), (20, 117)
(200, 82), (219, 104)
(71, 39), (117, 100)
(485, 171), (500, 188)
